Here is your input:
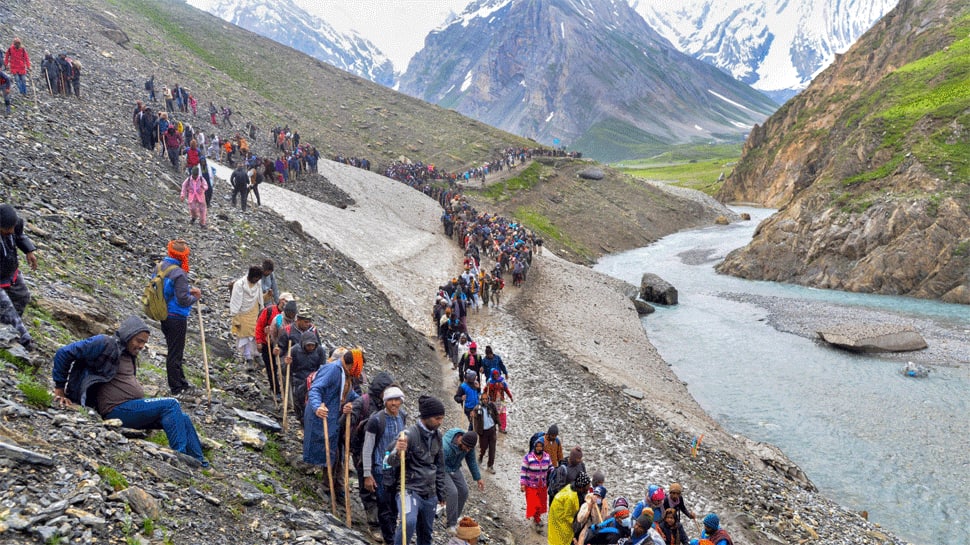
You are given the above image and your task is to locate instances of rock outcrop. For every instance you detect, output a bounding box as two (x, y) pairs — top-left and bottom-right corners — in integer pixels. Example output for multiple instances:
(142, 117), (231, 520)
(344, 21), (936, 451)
(817, 324), (928, 353)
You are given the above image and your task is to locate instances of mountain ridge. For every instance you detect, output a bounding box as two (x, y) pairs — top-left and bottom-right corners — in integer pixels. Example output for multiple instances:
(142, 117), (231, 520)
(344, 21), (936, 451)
(399, 0), (777, 162)
(186, 0), (396, 87)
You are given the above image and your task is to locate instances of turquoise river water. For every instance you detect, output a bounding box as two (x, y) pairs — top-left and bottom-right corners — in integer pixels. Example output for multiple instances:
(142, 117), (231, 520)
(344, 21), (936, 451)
(595, 207), (970, 545)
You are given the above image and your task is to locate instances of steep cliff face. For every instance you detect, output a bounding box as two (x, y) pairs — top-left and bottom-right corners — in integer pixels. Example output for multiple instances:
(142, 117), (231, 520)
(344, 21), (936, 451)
(716, 0), (970, 302)
(399, 0), (777, 162)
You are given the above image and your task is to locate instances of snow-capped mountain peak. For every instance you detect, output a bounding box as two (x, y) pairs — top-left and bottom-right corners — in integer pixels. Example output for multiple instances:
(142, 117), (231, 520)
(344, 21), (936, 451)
(632, 0), (899, 102)
(187, 0), (396, 87)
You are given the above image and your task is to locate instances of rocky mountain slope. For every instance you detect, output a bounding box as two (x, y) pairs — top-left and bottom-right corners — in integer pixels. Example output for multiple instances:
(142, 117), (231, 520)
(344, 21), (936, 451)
(635, 0), (898, 103)
(398, 0), (778, 163)
(186, 0), (397, 87)
(715, 0), (970, 303)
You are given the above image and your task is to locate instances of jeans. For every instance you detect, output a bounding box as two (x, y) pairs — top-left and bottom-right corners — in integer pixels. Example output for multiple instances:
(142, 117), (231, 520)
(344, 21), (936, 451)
(443, 470), (468, 528)
(161, 317), (190, 394)
(393, 491), (437, 545)
(106, 397), (208, 466)
(13, 74), (26, 95)
(375, 471), (398, 544)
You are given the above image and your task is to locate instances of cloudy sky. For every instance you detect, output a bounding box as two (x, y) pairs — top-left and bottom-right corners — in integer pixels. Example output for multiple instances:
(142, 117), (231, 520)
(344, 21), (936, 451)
(295, 0), (472, 69)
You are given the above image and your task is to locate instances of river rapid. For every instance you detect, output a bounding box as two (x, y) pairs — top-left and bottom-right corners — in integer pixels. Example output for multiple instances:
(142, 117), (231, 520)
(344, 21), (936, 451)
(595, 207), (970, 545)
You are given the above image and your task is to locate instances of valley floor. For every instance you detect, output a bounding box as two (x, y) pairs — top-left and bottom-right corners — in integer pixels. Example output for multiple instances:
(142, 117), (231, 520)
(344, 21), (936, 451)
(253, 160), (906, 545)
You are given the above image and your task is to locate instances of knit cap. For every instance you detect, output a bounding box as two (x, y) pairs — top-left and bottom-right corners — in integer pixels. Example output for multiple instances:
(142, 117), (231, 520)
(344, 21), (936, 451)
(460, 431), (478, 449)
(382, 386), (405, 402)
(418, 395), (445, 418)
(703, 512), (720, 531)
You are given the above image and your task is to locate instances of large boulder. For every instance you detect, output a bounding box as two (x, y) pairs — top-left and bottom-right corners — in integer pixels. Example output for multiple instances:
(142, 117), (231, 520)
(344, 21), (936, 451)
(578, 168), (605, 180)
(817, 323), (927, 353)
(639, 273), (678, 306)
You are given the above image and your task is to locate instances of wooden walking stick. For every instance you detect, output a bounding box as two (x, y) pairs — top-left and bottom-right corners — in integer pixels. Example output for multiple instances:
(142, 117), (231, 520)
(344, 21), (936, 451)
(275, 349), (286, 408)
(282, 341), (293, 433)
(197, 305), (212, 406)
(344, 411), (352, 526)
(399, 431), (407, 545)
(323, 418), (337, 517)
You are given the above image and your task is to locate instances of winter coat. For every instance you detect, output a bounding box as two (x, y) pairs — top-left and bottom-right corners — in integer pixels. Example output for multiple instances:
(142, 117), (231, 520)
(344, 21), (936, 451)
(0, 217), (35, 283)
(302, 362), (359, 466)
(386, 420), (446, 501)
(160, 257), (196, 319)
(52, 316), (149, 409)
(442, 428), (481, 481)
(4, 44), (30, 74)
(180, 175), (206, 204)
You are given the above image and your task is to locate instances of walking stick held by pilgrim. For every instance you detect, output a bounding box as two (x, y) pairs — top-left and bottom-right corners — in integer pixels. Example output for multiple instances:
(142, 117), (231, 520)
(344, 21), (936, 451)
(344, 410), (352, 526)
(197, 304), (212, 406)
(399, 431), (407, 545)
(282, 340), (293, 434)
(322, 410), (337, 517)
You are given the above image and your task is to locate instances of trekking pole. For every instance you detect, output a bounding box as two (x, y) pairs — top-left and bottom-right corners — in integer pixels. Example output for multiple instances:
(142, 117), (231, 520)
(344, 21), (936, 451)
(282, 341), (293, 433)
(197, 304), (212, 406)
(44, 71), (52, 96)
(323, 417), (337, 517)
(344, 411), (352, 526)
(399, 431), (407, 545)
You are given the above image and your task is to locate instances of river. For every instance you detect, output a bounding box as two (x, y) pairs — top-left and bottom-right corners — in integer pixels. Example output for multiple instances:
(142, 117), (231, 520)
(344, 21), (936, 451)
(594, 207), (970, 545)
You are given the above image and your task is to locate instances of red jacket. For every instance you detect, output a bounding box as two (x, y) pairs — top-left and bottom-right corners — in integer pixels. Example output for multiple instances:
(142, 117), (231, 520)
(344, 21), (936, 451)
(4, 44), (30, 74)
(254, 304), (281, 345)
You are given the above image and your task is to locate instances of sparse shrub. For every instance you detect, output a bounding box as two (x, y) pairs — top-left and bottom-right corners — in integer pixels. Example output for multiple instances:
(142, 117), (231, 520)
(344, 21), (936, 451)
(97, 465), (129, 491)
(16, 373), (53, 408)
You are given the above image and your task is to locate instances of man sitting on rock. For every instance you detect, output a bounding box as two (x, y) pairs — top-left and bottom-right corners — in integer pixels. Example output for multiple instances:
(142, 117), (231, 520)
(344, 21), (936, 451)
(51, 316), (210, 468)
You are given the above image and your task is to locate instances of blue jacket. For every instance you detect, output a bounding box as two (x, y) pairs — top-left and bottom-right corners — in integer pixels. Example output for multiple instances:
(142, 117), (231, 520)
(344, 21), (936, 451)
(442, 427), (481, 481)
(303, 362), (359, 466)
(52, 316), (150, 410)
(160, 258), (196, 319)
(460, 382), (479, 411)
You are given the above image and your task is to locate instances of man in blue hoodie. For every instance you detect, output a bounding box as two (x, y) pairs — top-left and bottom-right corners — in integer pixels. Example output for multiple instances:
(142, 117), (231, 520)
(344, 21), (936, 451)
(52, 316), (209, 467)
(441, 427), (483, 534)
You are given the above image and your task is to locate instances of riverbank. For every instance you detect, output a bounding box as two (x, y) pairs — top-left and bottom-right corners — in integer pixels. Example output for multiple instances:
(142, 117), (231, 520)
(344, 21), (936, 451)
(261, 160), (905, 545)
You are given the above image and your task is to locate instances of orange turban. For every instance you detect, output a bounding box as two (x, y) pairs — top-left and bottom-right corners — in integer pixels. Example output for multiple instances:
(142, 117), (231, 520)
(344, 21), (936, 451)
(167, 239), (190, 273)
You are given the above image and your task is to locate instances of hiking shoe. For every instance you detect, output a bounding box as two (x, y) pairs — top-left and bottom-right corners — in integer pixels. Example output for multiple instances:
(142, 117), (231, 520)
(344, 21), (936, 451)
(487, 467), (496, 474)
(447, 526), (457, 536)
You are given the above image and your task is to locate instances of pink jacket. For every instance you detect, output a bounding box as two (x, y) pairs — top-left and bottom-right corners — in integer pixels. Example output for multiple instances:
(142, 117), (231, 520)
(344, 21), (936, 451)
(180, 175), (207, 204)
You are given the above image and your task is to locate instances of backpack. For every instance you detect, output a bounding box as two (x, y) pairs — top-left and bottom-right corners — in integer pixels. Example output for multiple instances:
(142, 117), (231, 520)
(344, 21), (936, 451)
(142, 263), (179, 321)
(528, 431), (545, 453)
(586, 518), (622, 541)
(546, 464), (569, 499)
(349, 393), (373, 456)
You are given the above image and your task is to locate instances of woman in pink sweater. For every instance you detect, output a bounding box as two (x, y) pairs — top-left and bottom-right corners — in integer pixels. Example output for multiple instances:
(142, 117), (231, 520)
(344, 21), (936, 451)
(180, 166), (208, 228)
